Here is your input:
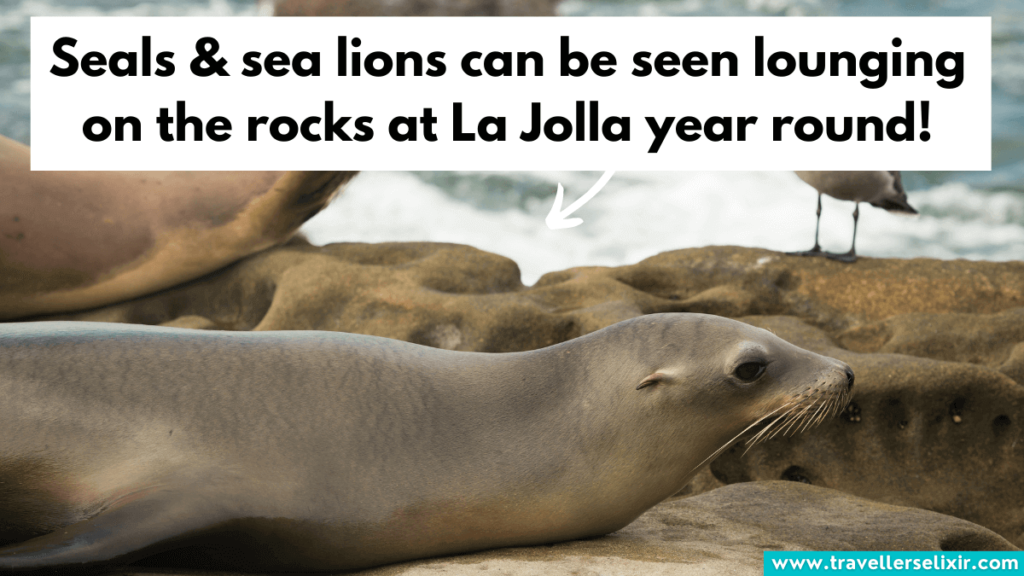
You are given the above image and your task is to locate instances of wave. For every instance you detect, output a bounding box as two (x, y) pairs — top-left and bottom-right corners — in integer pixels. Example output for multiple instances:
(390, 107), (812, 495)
(301, 171), (1024, 285)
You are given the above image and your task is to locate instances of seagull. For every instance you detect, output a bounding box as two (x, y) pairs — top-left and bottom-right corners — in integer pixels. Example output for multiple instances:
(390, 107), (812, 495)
(790, 171), (917, 263)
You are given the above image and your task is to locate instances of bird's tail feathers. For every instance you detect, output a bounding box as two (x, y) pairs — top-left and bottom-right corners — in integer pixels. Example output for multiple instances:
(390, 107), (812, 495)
(889, 171), (906, 195)
(871, 197), (919, 214)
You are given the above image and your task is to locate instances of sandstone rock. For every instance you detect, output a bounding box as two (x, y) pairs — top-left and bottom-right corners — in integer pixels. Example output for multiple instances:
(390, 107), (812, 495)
(838, 308), (1024, 384)
(320, 481), (1019, 575)
(713, 316), (1024, 549)
(50, 243), (1024, 355)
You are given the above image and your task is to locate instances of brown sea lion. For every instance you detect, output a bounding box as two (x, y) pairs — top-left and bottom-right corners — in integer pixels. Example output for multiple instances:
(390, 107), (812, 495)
(0, 135), (356, 320)
(0, 314), (852, 571)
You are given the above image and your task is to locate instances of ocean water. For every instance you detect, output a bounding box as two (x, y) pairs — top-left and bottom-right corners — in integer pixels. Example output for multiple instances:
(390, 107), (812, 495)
(2, 0), (1021, 284)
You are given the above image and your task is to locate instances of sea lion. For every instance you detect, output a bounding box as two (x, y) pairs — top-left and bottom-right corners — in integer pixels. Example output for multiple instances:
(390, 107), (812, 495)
(791, 171), (917, 262)
(0, 135), (357, 321)
(0, 314), (853, 571)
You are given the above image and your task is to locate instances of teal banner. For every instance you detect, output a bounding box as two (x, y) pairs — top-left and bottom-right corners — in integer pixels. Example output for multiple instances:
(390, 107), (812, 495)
(765, 552), (1023, 574)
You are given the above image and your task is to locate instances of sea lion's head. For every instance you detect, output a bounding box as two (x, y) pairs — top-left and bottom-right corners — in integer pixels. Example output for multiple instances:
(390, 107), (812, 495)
(624, 313), (853, 480)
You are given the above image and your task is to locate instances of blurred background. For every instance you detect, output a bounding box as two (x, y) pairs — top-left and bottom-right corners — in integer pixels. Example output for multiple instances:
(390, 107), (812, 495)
(2, 0), (1021, 284)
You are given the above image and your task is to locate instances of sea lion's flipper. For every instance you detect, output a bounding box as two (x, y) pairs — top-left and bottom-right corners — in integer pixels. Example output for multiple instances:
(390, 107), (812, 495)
(263, 171), (359, 239)
(0, 491), (225, 570)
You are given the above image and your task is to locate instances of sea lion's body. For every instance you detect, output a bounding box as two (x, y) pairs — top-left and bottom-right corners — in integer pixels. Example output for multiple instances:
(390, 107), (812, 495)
(0, 315), (852, 571)
(0, 135), (356, 320)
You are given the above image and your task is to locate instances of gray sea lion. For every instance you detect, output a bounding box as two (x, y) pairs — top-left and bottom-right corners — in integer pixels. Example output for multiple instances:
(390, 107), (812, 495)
(0, 314), (853, 571)
(791, 171), (917, 262)
(0, 135), (357, 321)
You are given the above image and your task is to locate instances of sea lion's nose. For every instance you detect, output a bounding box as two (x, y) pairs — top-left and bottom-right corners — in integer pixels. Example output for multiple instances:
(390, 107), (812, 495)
(845, 366), (855, 392)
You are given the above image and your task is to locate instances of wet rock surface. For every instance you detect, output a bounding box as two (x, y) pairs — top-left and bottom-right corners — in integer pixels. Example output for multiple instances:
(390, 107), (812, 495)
(31, 242), (1024, 566)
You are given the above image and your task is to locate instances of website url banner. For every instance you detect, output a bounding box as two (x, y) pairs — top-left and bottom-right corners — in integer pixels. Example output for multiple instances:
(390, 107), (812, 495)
(765, 552), (1022, 574)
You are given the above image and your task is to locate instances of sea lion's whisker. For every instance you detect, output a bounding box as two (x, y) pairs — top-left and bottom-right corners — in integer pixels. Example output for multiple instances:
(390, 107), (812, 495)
(691, 402), (795, 474)
(827, 395), (844, 420)
(829, 394), (844, 418)
(798, 397), (828, 432)
(824, 396), (838, 420)
(749, 403), (799, 445)
(735, 373), (850, 458)
(771, 403), (805, 432)
(745, 402), (804, 451)
(745, 427), (771, 449)
(769, 405), (809, 439)
(837, 393), (852, 416)
(799, 400), (828, 434)
(745, 426), (773, 449)
(801, 391), (833, 433)
(818, 397), (835, 423)
(720, 405), (795, 454)
(774, 407), (806, 434)
(776, 413), (805, 438)
(812, 400), (832, 428)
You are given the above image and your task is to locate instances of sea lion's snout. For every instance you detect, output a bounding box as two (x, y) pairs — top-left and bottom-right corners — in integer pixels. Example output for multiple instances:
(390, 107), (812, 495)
(683, 329), (856, 476)
(820, 358), (854, 392)
(826, 360), (854, 394)
(819, 358), (854, 400)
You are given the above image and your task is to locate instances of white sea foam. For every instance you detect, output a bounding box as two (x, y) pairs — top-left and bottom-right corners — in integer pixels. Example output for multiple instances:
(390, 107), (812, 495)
(558, 0), (823, 17)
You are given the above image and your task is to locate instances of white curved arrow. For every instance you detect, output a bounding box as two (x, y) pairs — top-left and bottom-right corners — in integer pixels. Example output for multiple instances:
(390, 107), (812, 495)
(545, 171), (616, 230)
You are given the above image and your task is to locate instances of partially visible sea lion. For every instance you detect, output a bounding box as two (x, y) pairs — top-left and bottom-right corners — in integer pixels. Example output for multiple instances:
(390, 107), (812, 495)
(0, 135), (357, 320)
(0, 314), (853, 571)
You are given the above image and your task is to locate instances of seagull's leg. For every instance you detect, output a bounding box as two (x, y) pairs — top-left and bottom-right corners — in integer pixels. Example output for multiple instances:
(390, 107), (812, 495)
(788, 192), (827, 257)
(811, 192), (823, 252)
(827, 201), (859, 262)
(849, 202), (859, 256)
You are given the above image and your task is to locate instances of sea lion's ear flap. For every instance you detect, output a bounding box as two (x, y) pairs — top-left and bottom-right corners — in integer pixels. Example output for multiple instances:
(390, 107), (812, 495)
(637, 373), (667, 390)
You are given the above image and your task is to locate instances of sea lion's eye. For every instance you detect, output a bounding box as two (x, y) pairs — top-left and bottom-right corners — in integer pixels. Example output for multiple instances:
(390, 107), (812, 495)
(734, 361), (766, 382)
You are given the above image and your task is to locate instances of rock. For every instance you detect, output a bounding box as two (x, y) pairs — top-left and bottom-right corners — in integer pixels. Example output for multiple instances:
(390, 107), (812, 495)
(838, 308), (1024, 384)
(713, 316), (1024, 549)
(48, 243), (1024, 355)
(325, 482), (1018, 575)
